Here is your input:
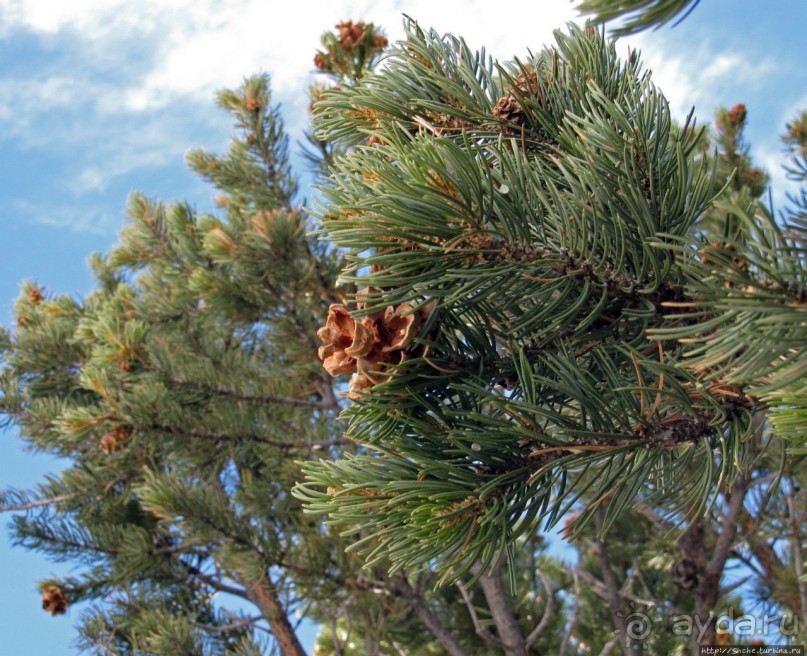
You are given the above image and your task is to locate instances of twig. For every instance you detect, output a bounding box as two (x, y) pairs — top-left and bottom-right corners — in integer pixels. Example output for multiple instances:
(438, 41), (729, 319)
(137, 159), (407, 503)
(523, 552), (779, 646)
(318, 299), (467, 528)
(595, 506), (627, 655)
(191, 615), (262, 633)
(526, 569), (555, 647)
(706, 474), (748, 579)
(599, 633), (622, 656)
(147, 422), (350, 450)
(455, 581), (503, 648)
(168, 377), (342, 410)
(558, 567), (581, 656)
(0, 493), (76, 512)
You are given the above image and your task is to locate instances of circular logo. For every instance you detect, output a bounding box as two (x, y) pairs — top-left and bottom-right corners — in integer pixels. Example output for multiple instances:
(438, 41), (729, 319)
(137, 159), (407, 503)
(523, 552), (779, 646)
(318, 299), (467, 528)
(620, 601), (663, 649)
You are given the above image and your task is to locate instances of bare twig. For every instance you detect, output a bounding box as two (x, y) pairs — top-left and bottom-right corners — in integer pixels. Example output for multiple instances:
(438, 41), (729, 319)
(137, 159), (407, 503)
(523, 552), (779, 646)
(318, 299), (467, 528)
(191, 615), (262, 633)
(595, 507), (626, 655)
(168, 377), (342, 411)
(558, 567), (581, 656)
(599, 633), (622, 656)
(526, 569), (555, 647)
(394, 576), (468, 656)
(706, 475), (748, 580)
(147, 422), (350, 450)
(455, 581), (502, 648)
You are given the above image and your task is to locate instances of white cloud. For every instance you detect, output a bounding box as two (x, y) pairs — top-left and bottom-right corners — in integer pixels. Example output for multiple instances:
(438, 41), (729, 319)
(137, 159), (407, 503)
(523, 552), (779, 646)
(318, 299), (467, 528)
(0, 0), (799, 232)
(1, 1), (580, 112)
(630, 36), (775, 123)
(0, 0), (583, 214)
(12, 198), (123, 234)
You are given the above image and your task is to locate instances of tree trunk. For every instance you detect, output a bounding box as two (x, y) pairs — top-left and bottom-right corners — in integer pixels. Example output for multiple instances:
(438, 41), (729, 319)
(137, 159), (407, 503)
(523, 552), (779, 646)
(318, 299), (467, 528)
(683, 475), (748, 656)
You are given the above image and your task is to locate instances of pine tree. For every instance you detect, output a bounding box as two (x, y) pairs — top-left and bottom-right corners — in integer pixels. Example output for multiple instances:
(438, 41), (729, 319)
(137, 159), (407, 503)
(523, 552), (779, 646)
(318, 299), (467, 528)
(0, 21), (575, 656)
(2, 8), (806, 656)
(0, 71), (344, 656)
(295, 15), (807, 653)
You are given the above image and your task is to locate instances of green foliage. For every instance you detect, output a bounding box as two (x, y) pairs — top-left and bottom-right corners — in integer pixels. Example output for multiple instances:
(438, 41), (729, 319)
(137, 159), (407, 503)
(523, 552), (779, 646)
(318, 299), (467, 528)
(0, 73), (345, 655)
(296, 20), (759, 581)
(576, 0), (702, 35)
(3, 11), (807, 655)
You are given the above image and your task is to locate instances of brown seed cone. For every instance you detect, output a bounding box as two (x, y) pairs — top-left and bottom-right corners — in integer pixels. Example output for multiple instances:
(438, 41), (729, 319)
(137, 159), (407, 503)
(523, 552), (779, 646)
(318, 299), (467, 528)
(513, 70), (538, 96)
(99, 426), (133, 454)
(27, 288), (44, 305)
(336, 21), (365, 48)
(313, 52), (329, 71)
(41, 585), (68, 615)
(728, 103), (747, 125)
(492, 95), (527, 126)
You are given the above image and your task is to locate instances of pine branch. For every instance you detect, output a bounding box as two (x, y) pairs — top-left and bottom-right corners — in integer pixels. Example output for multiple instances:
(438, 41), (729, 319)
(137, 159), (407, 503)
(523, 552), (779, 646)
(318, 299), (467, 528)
(471, 558), (529, 656)
(190, 615), (263, 634)
(705, 475), (748, 581)
(557, 567), (580, 656)
(146, 422), (350, 450)
(454, 580), (503, 649)
(0, 493), (77, 512)
(576, 0), (701, 35)
(786, 480), (807, 626)
(393, 576), (468, 656)
(525, 569), (555, 647)
(167, 377), (342, 410)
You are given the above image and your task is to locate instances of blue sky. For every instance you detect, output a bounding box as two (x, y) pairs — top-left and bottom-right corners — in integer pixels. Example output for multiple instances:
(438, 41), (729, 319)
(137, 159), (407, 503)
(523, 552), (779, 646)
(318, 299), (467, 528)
(1, 0), (805, 653)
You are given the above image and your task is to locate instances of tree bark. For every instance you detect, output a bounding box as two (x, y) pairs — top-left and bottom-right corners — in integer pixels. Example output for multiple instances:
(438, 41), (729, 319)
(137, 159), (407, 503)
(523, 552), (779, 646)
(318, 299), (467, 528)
(472, 559), (529, 656)
(681, 476), (748, 656)
(394, 576), (468, 656)
(786, 481), (807, 628)
(595, 507), (627, 655)
(244, 577), (307, 656)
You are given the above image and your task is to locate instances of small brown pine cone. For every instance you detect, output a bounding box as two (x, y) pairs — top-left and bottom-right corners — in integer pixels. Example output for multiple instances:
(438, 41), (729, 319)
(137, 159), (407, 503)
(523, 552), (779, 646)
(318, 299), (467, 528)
(313, 52), (329, 71)
(41, 585), (68, 615)
(99, 433), (118, 454)
(513, 70), (538, 96)
(99, 426), (133, 454)
(373, 34), (388, 49)
(27, 288), (44, 305)
(113, 426), (133, 441)
(728, 103), (747, 125)
(244, 97), (261, 112)
(336, 21), (365, 48)
(492, 95), (527, 126)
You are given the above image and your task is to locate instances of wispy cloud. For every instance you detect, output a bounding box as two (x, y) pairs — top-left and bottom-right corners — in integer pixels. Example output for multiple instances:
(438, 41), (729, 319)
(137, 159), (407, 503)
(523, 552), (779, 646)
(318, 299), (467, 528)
(11, 198), (123, 234)
(0, 0), (582, 232)
(630, 36), (776, 122)
(0, 0), (798, 232)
